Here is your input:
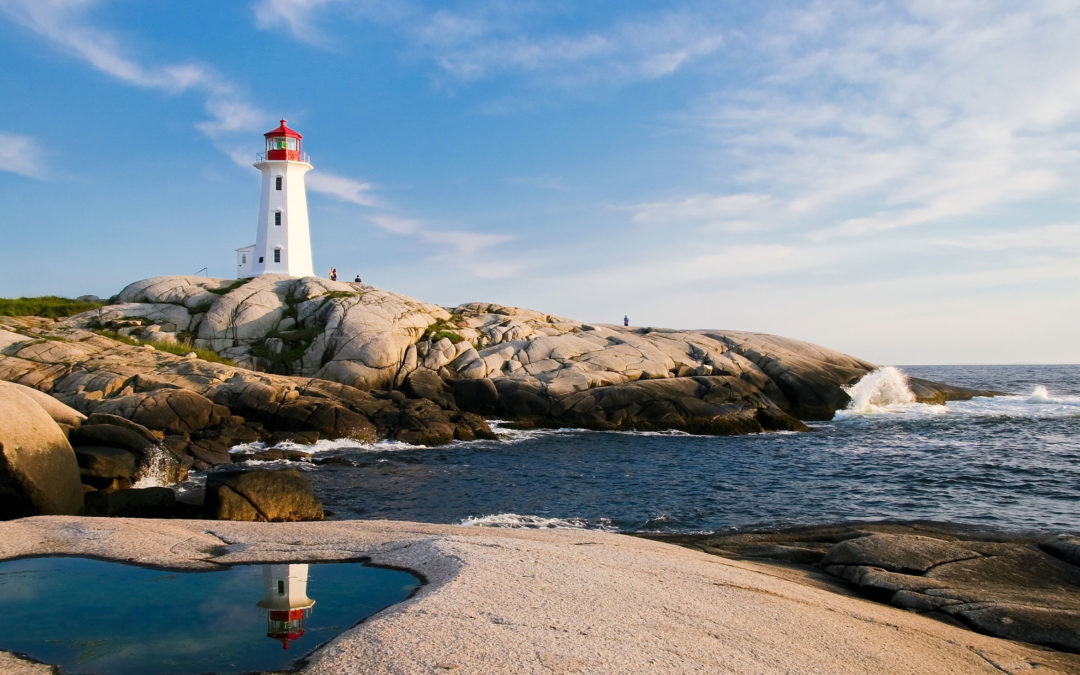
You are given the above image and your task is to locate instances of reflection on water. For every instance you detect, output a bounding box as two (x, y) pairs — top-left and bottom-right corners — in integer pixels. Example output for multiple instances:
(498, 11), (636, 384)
(258, 563), (315, 650)
(0, 556), (419, 674)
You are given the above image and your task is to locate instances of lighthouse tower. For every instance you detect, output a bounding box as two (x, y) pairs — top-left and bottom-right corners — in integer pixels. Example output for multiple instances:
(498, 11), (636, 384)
(236, 120), (315, 278)
(257, 564), (316, 650)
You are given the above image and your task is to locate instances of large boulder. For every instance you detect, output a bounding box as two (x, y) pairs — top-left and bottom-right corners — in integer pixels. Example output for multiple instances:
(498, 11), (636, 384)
(204, 468), (324, 522)
(0, 385), (83, 518)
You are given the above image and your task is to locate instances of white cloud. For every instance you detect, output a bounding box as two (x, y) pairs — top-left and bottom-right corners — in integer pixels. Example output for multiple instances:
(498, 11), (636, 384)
(252, 0), (342, 44)
(307, 171), (378, 207)
(632, 193), (772, 230)
(660, 1), (1080, 249)
(0, 132), (47, 179)
(369, 214), (419, 235)
(0, 0), (267, 142)
(252, 2), (725, 91)
(420, 229), (513, 257)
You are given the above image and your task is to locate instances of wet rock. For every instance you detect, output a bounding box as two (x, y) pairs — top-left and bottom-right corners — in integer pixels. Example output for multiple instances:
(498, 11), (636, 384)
(405, 369), (456, 409)
(268, 430), (320, 445)
(74, 446), (136, 480)
(822, 533), (982, 574)
(548, 376), (807, 434)
(232, 448), (312, 462)
(205, 468), (323, 522)
(0, 385), (83, 518)
(655, 523), (1080, 654)
(187, 439), (231, 468)
(84, 486), (177, 518)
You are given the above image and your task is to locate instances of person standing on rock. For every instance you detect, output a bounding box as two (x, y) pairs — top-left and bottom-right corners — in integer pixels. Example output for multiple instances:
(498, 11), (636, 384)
(623, 315), (629, 327)
(354, 274), (361, 283)
(329, 267), (337, 281)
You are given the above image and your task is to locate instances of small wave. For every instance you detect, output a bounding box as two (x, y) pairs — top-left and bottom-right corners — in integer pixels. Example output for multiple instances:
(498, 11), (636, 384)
(459, 513), (604, 529)
(1025, 385), (1080, 406)
(229, 437), (421, 455)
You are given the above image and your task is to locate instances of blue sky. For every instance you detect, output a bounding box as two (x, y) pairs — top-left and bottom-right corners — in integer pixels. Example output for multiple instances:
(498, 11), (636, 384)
(1, 1), (1077, 365)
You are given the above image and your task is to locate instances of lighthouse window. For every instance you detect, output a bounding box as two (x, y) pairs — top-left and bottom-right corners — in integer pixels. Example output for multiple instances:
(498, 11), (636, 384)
(274, 210), (282, 226)
(273, 248), (281, 263)
(275, 176), (282, 191)
(278, 581), (285, 595)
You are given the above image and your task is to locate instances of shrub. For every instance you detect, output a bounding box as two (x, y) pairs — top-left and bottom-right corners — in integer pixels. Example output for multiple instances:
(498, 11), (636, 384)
(0, 296), (104, 318)
(93, 329), (237, 366)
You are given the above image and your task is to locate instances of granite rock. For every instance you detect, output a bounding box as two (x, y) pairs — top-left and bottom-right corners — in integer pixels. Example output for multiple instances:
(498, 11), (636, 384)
(0, 384), (83, 518)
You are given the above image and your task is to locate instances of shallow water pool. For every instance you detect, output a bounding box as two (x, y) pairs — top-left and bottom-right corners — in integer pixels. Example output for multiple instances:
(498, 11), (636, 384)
(0, 556), (420, 674)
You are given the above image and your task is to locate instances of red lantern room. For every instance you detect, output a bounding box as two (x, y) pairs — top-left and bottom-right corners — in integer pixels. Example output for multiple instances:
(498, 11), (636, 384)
(264, 119), (303, 161)
(266, 607), (311, 650)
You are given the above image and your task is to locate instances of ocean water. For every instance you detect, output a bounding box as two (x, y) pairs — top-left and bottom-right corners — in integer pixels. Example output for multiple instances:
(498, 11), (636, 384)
(204, 364), (1080, 535)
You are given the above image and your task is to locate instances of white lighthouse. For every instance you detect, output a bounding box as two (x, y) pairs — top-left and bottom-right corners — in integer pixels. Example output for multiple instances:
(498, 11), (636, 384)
(236, 120), (315, 278)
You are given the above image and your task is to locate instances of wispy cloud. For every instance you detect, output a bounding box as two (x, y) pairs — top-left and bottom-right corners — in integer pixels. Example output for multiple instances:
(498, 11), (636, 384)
(307, 171), (379, 207)
(252, 0), (343, 45)
(252, 2), (725, 92)
(0, 0), (267, 142)
(0, 132), (47, 179)
(649, 2), (1080, 246)
(631, 193), (772, 232)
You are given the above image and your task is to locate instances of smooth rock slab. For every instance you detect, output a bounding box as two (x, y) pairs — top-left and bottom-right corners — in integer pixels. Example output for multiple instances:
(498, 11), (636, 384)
(0, 518), (1077, 674)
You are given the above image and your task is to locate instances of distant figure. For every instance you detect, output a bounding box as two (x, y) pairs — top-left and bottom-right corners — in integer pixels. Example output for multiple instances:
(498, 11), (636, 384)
(623, 315), (629, 327)
(354, 274), (361, 283)
(329, 267), (337, 281)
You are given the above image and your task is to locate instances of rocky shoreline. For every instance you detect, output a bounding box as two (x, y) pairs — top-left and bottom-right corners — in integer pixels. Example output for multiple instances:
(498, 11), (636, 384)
(0, 275), (1001, 522)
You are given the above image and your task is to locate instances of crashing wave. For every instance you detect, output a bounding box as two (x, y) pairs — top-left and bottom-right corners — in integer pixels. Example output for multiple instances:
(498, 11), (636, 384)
(842, 366), (917, 413)
(132, 445), (173, 488)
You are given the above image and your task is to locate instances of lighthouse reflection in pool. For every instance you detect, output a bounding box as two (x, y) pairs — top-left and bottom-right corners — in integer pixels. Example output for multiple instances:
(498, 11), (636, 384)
(0, 556), (419, 675)
(259, 563), (316, 650)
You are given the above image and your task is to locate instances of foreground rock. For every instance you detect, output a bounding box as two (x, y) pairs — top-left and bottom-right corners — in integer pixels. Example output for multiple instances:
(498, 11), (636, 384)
(650, 522), (1080, 653)
(0, 383), (83, 517)
(2, 517), (1077, 674)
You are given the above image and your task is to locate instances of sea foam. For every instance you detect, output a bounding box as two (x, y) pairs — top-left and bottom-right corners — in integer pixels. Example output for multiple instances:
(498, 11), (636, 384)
(459, 513), (603, 529)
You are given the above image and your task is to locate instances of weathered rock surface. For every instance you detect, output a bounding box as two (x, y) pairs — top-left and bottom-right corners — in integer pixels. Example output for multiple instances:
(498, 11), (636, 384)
(45, 275), (995, 442)
(205, 468), (324, 521)
(651, 522), (1080, 653)
(0, 384), (83, 518)
(0, 315), (493, 472)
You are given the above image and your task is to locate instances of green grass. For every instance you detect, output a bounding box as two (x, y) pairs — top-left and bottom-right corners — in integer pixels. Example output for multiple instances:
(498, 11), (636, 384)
(423, 316), (468, 345)
(0, 296), (104, 318)
(94, 329), (237, 366)
(207, 278), (251, 295)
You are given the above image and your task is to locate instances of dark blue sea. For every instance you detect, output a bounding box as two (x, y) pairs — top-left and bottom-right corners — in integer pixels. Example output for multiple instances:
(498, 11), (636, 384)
(198, 365), (1080, 535)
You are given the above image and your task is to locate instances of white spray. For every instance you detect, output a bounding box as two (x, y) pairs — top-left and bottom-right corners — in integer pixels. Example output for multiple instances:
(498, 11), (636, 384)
(133, 445), (173, 488)
(842, 366), (917, 413)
